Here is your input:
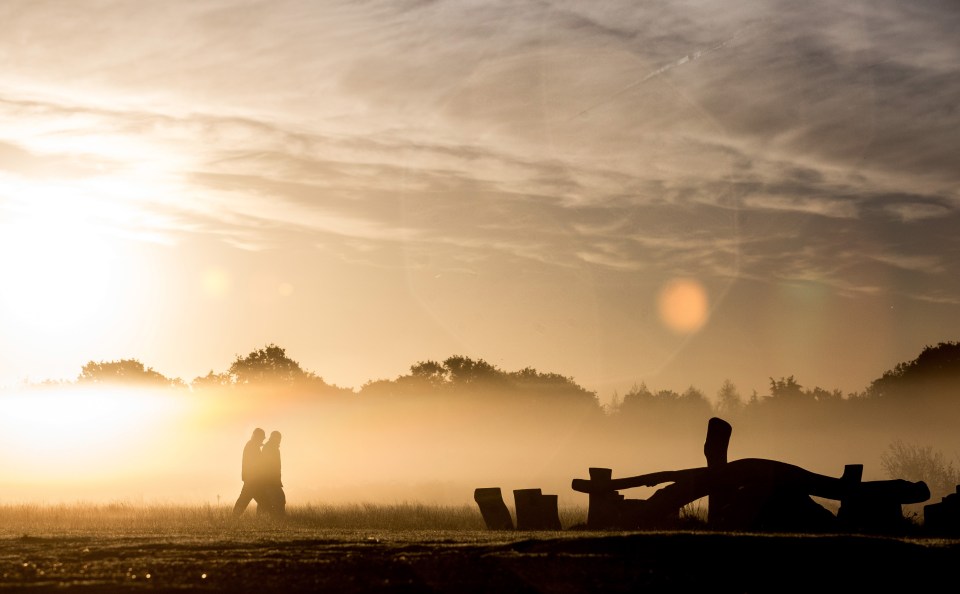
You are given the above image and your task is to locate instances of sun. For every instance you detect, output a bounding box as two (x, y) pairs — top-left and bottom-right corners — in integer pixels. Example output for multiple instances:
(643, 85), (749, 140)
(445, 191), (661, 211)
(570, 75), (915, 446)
(0, 186), (132, 337)
(658, 277), (710, 334)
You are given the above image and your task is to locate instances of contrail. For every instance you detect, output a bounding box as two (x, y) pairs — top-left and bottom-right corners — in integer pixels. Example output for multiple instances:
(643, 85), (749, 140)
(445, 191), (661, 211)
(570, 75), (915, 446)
(568, 25), (759, 121)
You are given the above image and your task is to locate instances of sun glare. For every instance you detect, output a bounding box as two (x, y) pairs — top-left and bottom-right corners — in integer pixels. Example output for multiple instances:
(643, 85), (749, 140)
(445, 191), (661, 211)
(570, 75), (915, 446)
(658, 278), (709, 334)
(0, 188), (132, 336)
(0, 387), (185, 483)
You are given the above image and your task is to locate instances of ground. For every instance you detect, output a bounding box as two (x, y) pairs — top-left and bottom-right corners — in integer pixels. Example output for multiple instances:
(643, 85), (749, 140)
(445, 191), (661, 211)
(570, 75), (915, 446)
(2, 529), (958, 592)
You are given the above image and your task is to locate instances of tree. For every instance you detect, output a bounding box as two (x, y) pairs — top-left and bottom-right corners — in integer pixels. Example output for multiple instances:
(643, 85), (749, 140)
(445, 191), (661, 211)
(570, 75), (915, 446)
(356, 355), (598, 409)
(768, 376), (807, 402)
(409, 360), (449, 386)
(77, 359), (180, 387)
(443, 355), (504, 386)
(808, 386), (842, 403)
(715, 379), (743, 417)
(867, 341), (960, 401)
(507, 367), (599, 408)
(191, 370), (233, 389)
(679, 386), (712, 415)
(228, 344), (306, 385)
(620, 384), (681, 413)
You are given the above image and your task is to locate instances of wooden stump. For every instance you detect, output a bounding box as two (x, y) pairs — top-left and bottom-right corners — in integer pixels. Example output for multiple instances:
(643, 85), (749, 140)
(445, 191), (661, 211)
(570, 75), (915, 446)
(839, 464), (909, 534)
(473, 487), (514, 530)
(924, 486), (960, 536)
(514, 488), (562, 530)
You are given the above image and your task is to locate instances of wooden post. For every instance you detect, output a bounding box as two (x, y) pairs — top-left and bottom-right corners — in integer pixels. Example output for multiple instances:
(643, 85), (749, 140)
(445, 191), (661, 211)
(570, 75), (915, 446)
(474, 487), (514, 530)
(704, 417), (732, 467)
(584, 468), (624, 529)
(704, 417), (732, 527)
(837, 464), (863, 531)
(838, 464), (912, 534)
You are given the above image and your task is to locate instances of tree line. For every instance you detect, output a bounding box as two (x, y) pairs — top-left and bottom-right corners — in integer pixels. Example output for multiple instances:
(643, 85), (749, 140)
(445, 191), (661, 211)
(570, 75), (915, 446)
(21, 341), (960, 415)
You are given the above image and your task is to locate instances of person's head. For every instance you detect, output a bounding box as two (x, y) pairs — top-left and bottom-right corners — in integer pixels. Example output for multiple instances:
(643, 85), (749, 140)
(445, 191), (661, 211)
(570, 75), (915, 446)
(269, 430), (282, 444)
(252, 428), (266, 442)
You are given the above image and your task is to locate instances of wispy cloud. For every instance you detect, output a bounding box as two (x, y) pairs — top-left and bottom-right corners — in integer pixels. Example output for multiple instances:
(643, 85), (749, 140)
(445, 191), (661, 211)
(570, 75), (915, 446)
(741, 194), (860, 219)
(1, 0), (957, 306)
(883, 202), (953, 222)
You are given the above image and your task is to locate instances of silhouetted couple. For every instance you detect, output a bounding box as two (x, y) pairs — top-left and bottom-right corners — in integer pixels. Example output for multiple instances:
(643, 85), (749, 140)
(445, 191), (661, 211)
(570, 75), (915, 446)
(233, 427), (286, 519)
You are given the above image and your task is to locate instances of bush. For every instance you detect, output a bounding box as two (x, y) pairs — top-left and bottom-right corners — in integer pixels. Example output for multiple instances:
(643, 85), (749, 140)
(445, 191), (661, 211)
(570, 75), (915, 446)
(880, 441), (960, 502)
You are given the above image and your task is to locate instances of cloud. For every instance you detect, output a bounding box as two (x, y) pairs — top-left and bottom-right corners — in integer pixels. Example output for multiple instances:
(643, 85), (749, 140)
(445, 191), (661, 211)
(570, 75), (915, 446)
(883, 202), (953, 222)
(0, 0), (957, 309)
(869, 252), (944, 275)
(742, 194), (859, 219)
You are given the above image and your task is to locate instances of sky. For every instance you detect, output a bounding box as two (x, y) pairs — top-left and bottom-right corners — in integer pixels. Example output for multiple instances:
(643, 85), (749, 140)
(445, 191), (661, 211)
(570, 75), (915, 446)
(1, 0), (959, 404)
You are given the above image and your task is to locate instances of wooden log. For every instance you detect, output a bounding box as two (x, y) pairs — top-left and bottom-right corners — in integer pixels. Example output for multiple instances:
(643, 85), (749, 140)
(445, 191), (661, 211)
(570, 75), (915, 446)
(574, 459), (928, 505)
(572, 467), (706, 494)
(704, 417), (732, 527)
(573, 458), (930, 532)
(473, 487), (514, 530)
(571, 417), (930, 533)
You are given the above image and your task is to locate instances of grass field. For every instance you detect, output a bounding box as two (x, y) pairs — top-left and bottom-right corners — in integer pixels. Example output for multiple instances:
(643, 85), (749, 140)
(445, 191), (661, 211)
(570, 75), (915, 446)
(1, 503), (958, 592)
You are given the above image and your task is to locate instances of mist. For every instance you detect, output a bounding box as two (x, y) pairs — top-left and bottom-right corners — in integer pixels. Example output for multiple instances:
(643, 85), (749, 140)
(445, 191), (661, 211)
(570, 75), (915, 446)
(1, 381), (957, 514)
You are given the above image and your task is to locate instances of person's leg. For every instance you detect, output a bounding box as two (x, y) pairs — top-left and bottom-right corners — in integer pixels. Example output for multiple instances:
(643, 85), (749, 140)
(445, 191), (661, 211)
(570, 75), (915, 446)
(233, 484), (254, 516)
(253, 487), (272, 517)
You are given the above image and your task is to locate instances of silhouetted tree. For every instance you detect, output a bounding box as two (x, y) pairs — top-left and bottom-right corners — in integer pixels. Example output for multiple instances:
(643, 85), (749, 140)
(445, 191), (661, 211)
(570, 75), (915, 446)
(77, 359), (182, 387)
(357, 355), (598, 409)
(357, 378), (398, 398)
(507, 367), (599, 407)
(767, 376), (808, 402)
(866, 341), (960, 401)
(191, 370), (233, 389)
(301, 371), (355, 397)
(409, 360), (448, 386)
(229, 344), (306, 384)
(620, 384), (680, 413)
(808, 386), (843, 403)
(359, 360), (451, 399)
(443, 355), (505, 387)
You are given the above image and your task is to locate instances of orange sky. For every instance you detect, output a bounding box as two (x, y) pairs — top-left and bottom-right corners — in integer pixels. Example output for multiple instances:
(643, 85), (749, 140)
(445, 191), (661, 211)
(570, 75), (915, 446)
(1, 0), (959, 404)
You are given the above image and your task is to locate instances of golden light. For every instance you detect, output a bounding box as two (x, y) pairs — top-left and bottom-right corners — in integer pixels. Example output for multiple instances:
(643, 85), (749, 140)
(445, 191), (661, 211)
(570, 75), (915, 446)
(202, 268), (232, 299)
(0, 184), (135, 337)
(657, 277), (709, 334)
(0, 387), (187, 483)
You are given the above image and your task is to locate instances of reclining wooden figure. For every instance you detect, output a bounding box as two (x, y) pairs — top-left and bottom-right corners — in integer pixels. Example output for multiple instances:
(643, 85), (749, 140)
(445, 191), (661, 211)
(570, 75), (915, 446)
(572, 417), (931, 534)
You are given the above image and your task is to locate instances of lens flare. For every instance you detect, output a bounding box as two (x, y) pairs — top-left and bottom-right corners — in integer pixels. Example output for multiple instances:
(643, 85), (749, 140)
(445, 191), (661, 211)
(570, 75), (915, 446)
(658, 278), (709, 334)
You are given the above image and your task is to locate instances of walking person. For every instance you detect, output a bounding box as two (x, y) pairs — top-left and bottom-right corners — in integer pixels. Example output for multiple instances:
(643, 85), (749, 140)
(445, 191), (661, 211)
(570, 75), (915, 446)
(261, 430), (286, 518)
(232, 427), (266, 517)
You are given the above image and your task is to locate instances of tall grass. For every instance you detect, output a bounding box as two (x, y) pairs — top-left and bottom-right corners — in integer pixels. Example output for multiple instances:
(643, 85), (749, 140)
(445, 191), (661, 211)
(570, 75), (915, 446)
(0, 502), (590, 537)
(288, 502), (487, 530)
